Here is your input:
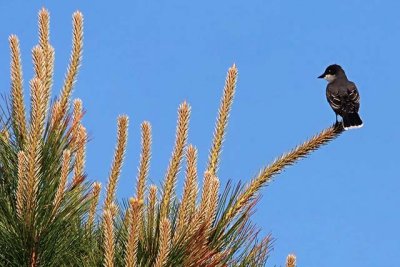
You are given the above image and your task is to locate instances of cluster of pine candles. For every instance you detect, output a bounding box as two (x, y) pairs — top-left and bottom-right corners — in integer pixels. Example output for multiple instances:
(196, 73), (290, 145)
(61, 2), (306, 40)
(0, 8), (344, 267)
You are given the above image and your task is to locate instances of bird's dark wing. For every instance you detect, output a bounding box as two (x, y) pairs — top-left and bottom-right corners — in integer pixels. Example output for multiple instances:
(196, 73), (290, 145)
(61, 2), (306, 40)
(346, 82), (360, 112)
(326, 82), (360, 114)
(326, 85), (342, 114)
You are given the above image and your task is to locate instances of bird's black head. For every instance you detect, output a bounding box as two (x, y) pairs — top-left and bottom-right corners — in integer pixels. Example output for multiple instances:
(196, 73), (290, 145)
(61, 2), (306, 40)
(318, 64), (345, 81)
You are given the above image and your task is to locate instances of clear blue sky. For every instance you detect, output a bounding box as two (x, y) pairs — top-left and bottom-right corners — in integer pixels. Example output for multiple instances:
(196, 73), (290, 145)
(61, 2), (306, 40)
(0, 1), (398, 266)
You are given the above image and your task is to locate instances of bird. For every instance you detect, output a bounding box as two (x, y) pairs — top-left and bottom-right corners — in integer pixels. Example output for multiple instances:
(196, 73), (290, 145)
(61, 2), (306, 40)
(318, 64), (363, 130)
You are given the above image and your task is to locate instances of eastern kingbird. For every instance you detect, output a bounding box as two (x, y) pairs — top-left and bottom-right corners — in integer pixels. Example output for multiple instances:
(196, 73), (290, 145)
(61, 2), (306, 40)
(318, 64), (363, 130)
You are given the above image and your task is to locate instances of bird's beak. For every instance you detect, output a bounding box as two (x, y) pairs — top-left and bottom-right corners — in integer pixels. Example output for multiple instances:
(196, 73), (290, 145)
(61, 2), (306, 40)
(318, 73), (325, 79)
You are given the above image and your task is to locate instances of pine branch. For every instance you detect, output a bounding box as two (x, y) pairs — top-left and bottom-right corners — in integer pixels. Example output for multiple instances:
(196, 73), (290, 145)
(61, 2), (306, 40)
(87, 182), (101, 230)
(136, 121), (151, 201)
(286, 254), (296, 267)
(160, 102), (190, 219)
(206, 64), (237, 176)
(154, 218), (171, 267)
(103, 206), (116, 267)
(38, 8), (54, 105)
(32, 46), (45, 82)
(73, 125), (87, 184)
(9, 35), (27, 144)
(146, 185), (158, 244)
(53, 149), (71, 215)
(224, 123), (344, 223)
(104, 116), (129, 211)
(25, 78), (46, 219)
(71, 98), (83, 150)
(174, 145), (198, 242)
(16, 151), (27, 218)
(56, 11), (83, 122)
(124, 198), (143, 267)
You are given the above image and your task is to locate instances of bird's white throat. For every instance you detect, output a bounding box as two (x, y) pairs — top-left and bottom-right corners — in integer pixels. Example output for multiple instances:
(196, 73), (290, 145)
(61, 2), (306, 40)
(324, 74), (336, 82)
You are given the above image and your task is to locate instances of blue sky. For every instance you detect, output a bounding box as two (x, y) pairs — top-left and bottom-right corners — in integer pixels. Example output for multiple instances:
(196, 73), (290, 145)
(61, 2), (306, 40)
(0, 1), (399, 266)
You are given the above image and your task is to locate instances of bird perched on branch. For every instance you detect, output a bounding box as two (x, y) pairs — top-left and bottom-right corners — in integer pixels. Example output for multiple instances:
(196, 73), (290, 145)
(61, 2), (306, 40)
(318, 64), (363, 130)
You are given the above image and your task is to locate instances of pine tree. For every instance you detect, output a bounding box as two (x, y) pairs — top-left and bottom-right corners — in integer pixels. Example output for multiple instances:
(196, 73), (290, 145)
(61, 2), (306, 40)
(0, 8), (344, 267)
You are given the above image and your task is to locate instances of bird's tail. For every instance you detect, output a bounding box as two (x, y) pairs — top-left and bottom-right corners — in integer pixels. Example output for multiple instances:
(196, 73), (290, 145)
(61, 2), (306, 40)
(342, 113), (363, 130)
